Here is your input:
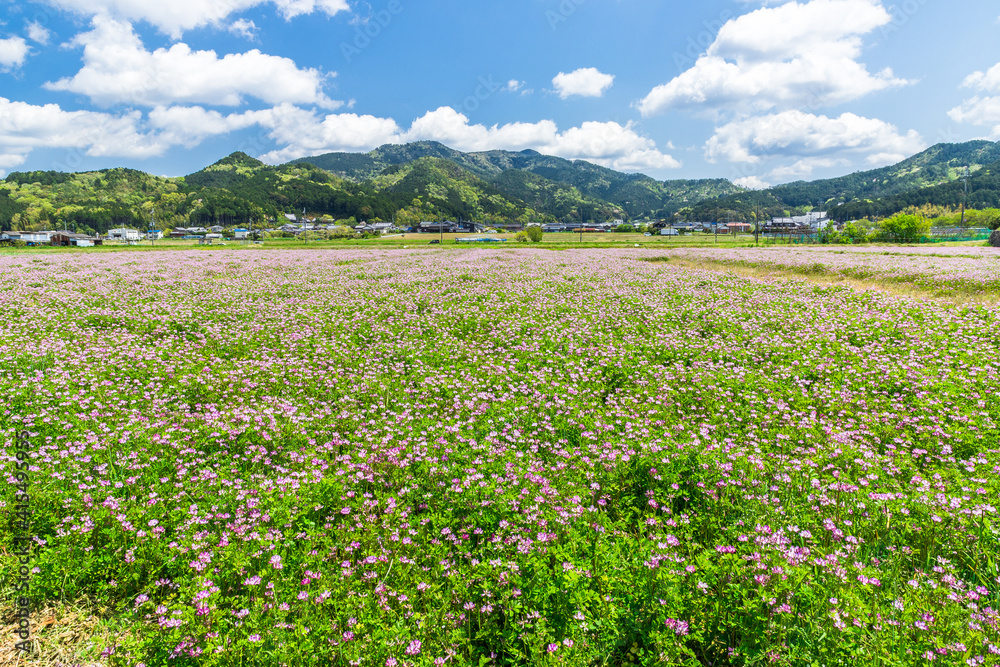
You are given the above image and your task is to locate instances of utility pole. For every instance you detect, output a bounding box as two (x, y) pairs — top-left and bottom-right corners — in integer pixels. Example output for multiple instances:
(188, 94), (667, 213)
(960, 166), (970, 227)
(755, 198), (760, 246)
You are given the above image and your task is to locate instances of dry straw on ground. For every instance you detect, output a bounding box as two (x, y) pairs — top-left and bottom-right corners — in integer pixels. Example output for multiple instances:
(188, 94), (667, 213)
(1, 598), (122, 667)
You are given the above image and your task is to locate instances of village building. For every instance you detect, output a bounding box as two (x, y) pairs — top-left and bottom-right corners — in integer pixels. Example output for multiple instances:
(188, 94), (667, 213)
(107, 228), (142, 242)
(50, 232), (101, 247)
(2, 230), (56, 244)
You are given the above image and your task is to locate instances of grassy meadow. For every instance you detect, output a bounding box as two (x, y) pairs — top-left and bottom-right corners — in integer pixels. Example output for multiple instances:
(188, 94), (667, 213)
(1, 246), (998, 667)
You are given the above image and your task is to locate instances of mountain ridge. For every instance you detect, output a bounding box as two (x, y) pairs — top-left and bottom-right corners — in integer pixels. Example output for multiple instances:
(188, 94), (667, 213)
(4, 140), (1000, 233)
(675, 140), (1000, 221)
(291, 141), (740, 218)
(763, 141), (1000, 207)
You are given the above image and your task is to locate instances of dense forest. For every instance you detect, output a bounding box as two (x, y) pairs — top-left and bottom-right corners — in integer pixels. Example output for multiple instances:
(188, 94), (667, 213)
(828, 158), (1000, 221)
(765, 141), (1000, 208)
(489, 170), (620, 221)
(293, 141), (740, 218)
(0, 150), (636, 233)
(0, 152), (612, 233)
(688, 140), (1000, 222)
(0, 192), (26, 231)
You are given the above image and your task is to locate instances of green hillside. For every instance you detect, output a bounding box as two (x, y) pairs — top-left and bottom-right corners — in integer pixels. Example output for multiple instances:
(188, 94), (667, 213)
(488, 169), (622, 221)
(0, 158), (389, 233)
(828, 157), (1000, 221)
(766, 141), (1000, 208)
(0, 151), (610, 232)
(183, 154), (397, 223)
(367, 157), (547, 223)
(291, 142), (492, 180)
(6, 139), (1000, 234)
(291, 141), (741, 217)
(0, 168), (186, 233)
(681, 140), (1000, 223)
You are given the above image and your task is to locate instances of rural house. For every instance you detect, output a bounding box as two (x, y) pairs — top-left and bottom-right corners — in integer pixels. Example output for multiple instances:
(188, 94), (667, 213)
(51, 232), (101, 247)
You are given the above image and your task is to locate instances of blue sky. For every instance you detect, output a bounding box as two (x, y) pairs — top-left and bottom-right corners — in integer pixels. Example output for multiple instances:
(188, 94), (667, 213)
(1, 0), (999, 186)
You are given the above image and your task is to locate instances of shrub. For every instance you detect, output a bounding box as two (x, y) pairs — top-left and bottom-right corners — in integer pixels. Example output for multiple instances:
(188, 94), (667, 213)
(877, 213), (929, 241)
(525, 226), (543, 243)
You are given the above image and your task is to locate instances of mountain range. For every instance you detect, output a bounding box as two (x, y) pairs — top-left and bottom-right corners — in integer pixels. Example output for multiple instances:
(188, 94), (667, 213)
(3, 139), (1000, 234)
(290, 142), (739, 219)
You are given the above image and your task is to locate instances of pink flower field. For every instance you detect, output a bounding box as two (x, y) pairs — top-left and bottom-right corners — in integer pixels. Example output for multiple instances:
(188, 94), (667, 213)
(1, 247), (998, 666)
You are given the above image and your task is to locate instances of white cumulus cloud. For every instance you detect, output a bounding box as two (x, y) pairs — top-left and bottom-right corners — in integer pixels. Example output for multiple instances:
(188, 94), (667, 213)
(0, 36), (29, 70)
(0, 96), (681, 176)
(147, 106), (261, 146)
(733, 175), (771, 189)
(705, 111), (925, 168)
(0, 97), (170, 171)
(960, 63), (1000, 92)
(229, 19), (259, 41)
(552, 68), (615, 99)
(403, 107), (681, 171)
(948, 62), (1000, 139)
(27, 23), (53, 45)
(43, 0), (349, 38)
(768, 157), (847, 181)
(258, 105), (680, 172)
(639, 0), (908, 116)
(253, 104), (405, 162)
(44, 17), (339, 109)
